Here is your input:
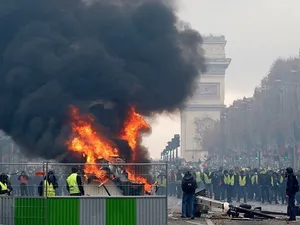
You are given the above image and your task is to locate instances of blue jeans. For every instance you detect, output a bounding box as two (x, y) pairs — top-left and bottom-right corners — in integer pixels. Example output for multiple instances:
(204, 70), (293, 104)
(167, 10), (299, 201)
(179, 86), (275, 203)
(182, 192), (194, 217)
(287, 194), (297, 220)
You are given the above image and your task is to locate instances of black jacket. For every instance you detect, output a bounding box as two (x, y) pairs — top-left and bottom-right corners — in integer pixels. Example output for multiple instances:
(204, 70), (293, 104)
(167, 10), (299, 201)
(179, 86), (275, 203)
(259, 173), (271, 186)
(286, 174), (299, 196)
(181, 174), (197, 194)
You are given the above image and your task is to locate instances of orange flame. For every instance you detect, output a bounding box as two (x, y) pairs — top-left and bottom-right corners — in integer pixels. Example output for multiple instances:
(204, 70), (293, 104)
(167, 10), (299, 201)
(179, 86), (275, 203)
(121, 106), (152, 192)
(121, 106), (150, 161)
(67, 106), (153, 192)
(68, 107), (118, 182)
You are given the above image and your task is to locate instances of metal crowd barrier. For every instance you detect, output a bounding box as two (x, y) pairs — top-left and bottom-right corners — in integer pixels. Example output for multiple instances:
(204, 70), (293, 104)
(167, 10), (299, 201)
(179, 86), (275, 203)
(0, 196), (167, 225)
(0, 162), (168, 225)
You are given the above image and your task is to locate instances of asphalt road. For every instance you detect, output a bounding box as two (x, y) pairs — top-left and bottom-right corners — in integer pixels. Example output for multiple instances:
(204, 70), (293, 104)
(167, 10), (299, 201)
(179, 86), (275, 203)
(213, 219), (300, 225)
(167, 197), (297, 225)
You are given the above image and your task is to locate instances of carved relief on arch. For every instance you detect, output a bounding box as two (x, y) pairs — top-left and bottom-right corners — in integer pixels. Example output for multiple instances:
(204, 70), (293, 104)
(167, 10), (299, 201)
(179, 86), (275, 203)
(193, 116), (215, 148)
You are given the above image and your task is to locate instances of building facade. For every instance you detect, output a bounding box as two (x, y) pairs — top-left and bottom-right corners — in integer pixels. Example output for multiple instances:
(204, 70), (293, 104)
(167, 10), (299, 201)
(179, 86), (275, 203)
(180, 34), (231, 161)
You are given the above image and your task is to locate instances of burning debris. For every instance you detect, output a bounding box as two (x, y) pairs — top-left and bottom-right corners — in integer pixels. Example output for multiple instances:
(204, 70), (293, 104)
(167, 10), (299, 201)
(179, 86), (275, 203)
(0, 0), (205, 190)
(68, 105), (153, 192)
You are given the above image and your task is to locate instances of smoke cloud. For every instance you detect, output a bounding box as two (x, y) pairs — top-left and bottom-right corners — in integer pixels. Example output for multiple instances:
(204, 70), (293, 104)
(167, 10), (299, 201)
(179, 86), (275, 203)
(0, 0), (205, 160)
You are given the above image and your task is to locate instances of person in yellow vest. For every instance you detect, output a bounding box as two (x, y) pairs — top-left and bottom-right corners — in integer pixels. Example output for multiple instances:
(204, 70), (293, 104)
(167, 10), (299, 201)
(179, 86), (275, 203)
(251, 170), (260, 201)
(66, 167), (84, 196)
(226, 170), (235, 203)
(203, 169), (213, 198)
(279, 169), (287, 204)
(38, 171), (58, 197)
(0, 173), (10, 196)
(195, 171), (201, 188)
(237, 170), (247, 203)
(223, 170), (229, 200)
(271, 171), (279, 204)
(157, 174), (167, 195)
(245, 170), (252, 201)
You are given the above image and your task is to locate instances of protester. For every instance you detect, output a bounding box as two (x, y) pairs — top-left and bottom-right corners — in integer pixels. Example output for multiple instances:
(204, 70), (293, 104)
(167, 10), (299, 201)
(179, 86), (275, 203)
(18, 171), (29, 196)
(66, 167), (85, 196)
(285, 167), (299, 221)
(181, 170), (197, 220)
(38, 171), (58, 197)
(0, 173), (12, 196)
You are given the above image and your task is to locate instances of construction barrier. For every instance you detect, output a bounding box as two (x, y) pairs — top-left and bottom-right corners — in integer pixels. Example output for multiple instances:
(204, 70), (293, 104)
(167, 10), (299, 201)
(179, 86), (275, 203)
(0, 196), (167, 225)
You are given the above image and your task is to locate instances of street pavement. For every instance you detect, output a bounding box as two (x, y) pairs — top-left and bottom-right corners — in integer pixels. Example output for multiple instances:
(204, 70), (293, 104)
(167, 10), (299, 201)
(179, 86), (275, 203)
(167, 196), (299, 225)
(168, 196), (212, 225)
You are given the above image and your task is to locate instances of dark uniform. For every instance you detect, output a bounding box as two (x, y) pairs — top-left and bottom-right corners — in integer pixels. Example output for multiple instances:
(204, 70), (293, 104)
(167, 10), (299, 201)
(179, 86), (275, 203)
(259, 170), (271, 204)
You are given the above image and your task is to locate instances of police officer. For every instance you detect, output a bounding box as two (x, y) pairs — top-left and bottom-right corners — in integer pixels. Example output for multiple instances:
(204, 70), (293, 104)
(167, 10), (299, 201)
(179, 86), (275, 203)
(66, 167), (85, 196)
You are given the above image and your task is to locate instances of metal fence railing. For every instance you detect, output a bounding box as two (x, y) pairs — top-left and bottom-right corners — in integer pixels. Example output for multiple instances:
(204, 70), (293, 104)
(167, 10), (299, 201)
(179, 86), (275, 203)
(0, 162), (168, 197)
(0, 162), (168, 225)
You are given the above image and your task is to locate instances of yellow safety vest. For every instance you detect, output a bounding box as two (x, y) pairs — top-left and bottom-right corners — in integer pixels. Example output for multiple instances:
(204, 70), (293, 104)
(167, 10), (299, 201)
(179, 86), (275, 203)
(44, 180), (55, 197)
(0, 182), (8, 196)
(228, 175), (235, 186)
(160, 178), (167, 187)
(279, 176), (284, 184)
(66, 173), (80, 194)
(239, 176), (246, 186)
(204, 173), (212, 184)
(196, 172), (201, 182)
(251, 174), (258, 185)
(224, 175), (229, 185)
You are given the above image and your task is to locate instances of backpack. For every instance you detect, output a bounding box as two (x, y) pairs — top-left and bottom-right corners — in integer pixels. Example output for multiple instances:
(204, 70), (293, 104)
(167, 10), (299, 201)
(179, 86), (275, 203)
(182, 178), (196, 193)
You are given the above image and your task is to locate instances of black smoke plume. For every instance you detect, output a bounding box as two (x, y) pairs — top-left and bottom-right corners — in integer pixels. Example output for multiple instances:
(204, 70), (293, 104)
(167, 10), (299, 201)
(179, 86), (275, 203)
(0, 0), (205, 161)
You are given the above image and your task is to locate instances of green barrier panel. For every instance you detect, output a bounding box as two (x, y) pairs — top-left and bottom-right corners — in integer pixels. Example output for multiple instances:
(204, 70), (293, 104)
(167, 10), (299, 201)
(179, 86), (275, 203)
(48, 198), (80, 225)
(106, 198), (136, 225)
(13, 197), (165, 225)
(14, 198), (45, 225)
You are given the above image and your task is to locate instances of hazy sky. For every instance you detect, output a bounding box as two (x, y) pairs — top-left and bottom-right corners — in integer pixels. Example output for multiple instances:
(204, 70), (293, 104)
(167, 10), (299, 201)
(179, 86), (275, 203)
(143, 0), (300, 159)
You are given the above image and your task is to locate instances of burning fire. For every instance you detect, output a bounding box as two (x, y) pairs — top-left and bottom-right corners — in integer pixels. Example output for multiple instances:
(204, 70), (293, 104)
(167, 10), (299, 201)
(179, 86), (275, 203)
(121, 106), (151, 191)
(67, 106), (152, 192)
(68, 107), (119, 183)
(121, 106), (150, 161)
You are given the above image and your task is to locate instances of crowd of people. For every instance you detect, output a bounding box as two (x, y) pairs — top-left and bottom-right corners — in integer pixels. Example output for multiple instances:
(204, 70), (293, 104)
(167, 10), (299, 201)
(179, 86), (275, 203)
(157, 165), (300, 221)
(0, 167), (85, 197)
(1, 162), (299, 221)
(164, 166), (300, 204)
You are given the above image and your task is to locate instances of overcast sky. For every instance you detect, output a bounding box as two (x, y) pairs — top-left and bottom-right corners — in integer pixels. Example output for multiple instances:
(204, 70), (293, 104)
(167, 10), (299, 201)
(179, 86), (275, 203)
(143, 0), (300, 159)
